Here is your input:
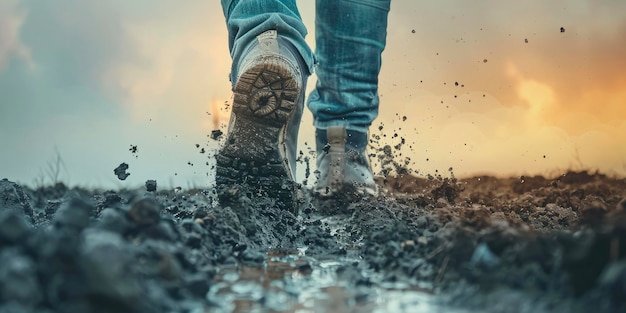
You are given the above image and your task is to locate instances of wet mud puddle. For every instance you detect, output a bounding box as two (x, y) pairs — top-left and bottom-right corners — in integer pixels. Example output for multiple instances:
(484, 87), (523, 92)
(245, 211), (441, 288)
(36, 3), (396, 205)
(208, 214), (469, 313)
(208, 252), (468, 313)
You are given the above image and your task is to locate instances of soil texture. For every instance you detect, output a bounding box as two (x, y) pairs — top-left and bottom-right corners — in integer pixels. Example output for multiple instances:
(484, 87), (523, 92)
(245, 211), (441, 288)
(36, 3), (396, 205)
(0, 169), (625, 312)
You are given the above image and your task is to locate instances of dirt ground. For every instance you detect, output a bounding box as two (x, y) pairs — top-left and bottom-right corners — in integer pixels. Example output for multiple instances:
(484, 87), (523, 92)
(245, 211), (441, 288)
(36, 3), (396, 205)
(1, 166), (625, 313)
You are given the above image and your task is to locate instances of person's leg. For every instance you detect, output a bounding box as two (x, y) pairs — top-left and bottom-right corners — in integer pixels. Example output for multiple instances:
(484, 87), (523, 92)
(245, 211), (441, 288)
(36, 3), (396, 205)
(218, 0), (313, 209)
(307, 0), (390, 133)
(310, 0), (391, 197)
(222, 0), (314, 81)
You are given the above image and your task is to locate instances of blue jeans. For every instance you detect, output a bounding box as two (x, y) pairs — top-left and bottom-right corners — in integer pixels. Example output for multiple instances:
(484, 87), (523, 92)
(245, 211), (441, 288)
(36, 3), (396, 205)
(222, 0), (390, 133)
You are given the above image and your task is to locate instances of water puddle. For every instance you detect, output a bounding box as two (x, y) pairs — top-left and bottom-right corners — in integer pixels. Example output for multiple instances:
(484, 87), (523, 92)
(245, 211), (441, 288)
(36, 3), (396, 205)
(207, 251), (471, 313)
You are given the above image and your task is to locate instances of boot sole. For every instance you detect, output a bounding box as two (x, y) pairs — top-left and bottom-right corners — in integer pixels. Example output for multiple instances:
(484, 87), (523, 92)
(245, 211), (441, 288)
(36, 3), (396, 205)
(216, 56), (302, 208)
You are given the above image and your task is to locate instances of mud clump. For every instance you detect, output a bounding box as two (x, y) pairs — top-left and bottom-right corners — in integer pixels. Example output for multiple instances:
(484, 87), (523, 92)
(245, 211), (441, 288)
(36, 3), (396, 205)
(0, 170), (624, 312)
(145, 180), (157, 192)
(0, 179), (33, 220)
(113, 163), (130, 181)
(365, 171), (626, 312)
(210, 129), (224, 140)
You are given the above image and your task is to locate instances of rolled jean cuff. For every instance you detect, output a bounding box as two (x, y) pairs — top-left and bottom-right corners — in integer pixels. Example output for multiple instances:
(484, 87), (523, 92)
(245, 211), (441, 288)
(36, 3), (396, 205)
(313, 121), (373, 134)
(221, 0), (315, 81)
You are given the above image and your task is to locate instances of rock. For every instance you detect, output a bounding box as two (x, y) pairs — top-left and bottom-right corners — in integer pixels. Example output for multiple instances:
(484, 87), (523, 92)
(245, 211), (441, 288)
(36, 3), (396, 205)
(79, 229), (142, 310)
(53, 196), (94, 230)
(0, 179), (33, 219)
(0, 249), (42, 307)
(0, 211), (32, 244)
(127, 198), (161, 227)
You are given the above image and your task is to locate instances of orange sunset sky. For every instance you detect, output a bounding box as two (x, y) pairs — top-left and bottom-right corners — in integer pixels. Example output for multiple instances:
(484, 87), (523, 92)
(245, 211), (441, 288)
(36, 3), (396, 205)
(1, 0), (625, 188)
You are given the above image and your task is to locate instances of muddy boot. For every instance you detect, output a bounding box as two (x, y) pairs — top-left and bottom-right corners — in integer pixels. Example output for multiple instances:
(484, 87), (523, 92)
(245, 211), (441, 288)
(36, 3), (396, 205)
(314, 126), (378, 202)
(216, 30), (307, 211)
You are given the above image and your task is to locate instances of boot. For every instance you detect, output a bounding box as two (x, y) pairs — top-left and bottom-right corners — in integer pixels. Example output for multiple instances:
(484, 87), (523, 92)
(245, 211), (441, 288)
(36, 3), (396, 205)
(314, 126), (378, 198)
(216, 30), (307, 209)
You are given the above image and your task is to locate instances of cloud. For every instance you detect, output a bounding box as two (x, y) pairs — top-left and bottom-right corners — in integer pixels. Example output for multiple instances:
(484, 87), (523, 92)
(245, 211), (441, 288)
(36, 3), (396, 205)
(0, 0), (149, 130)
(2, 0), (625, 188)
(1, 0), (238, 188)
(0, 0), (33, 70)
(375, 0), (626, 177)
(1, 1), (231, 130)
(20, 0), (144, 93)
(98, 1), (232, 132)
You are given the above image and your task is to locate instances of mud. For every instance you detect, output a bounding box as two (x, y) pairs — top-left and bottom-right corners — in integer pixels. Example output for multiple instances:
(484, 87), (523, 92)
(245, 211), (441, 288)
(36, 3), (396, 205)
(114, 163), (131, 181)
(0, 170), (625, 312)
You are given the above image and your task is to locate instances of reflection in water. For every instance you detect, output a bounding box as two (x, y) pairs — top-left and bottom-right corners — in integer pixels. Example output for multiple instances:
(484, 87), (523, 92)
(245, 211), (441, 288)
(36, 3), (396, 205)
(207, 251), (471, 313)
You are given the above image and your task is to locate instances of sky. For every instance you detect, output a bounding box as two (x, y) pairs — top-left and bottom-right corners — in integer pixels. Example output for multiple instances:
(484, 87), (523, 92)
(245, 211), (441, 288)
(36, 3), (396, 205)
(1, 0), (625, 189)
